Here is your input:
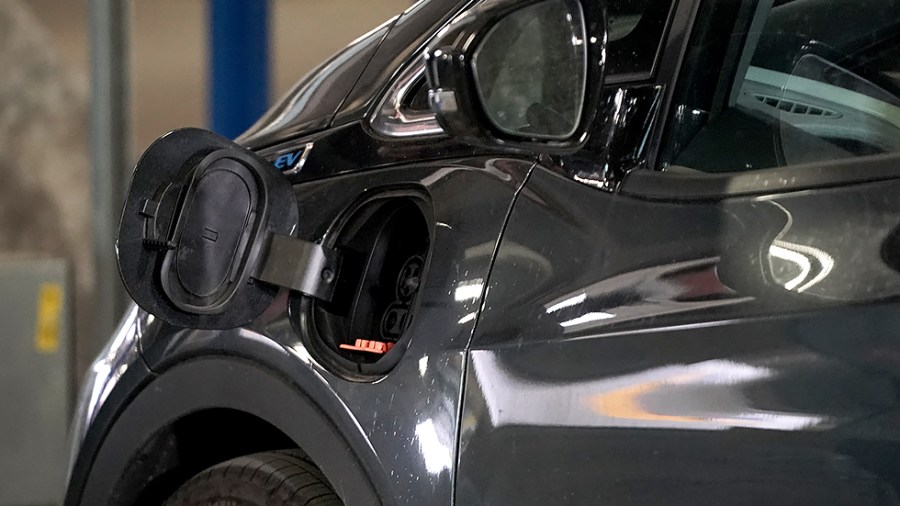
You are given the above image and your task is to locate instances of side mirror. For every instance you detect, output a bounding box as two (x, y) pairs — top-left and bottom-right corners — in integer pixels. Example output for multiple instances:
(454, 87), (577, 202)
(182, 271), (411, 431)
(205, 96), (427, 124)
(424, 0), (606, 151)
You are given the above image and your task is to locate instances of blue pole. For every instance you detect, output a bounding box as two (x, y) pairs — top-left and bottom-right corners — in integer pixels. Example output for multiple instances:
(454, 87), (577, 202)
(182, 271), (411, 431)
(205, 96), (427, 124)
(208, 0), (270, 139)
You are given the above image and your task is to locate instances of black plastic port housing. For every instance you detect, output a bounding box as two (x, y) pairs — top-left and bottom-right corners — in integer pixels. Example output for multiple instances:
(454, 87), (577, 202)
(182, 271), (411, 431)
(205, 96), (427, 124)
(294, 195), (431, 379)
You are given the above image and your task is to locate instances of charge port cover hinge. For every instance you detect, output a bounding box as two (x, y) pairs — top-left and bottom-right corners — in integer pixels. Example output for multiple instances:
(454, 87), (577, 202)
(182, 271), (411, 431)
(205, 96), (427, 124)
(255, 234), (342, 302)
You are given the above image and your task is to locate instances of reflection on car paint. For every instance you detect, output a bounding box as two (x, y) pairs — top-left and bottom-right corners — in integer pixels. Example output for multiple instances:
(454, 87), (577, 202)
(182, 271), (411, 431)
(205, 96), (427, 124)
(541, 257), (752, 333)
(239, 20), (396, 148)
(766, 200), (836, 293)
(562, 85), (662, 190)
(471, 351), (831, 431)
(461, 161), (900, 503)
(132, 159), (534, 504)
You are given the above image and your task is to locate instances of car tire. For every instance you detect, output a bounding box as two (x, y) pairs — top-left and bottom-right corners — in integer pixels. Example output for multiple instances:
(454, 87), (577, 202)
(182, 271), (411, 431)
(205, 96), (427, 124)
(165, 450), (344, 506)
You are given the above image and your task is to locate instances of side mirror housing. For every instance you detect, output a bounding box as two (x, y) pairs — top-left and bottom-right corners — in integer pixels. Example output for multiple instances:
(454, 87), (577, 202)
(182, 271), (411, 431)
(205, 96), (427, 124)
(424, 0), (606, 152)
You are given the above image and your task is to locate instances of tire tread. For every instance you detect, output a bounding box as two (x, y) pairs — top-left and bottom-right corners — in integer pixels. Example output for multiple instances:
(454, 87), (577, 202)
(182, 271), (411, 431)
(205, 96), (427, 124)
(165, 450), (343, 506)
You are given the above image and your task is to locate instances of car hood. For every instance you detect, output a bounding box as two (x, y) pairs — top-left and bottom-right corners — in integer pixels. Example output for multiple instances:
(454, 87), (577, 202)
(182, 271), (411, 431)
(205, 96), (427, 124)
(236, 18), (396, 150)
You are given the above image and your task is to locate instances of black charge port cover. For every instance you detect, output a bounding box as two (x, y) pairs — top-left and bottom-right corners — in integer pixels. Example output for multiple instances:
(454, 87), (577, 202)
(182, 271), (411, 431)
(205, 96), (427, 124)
(117, 128), (298, 330)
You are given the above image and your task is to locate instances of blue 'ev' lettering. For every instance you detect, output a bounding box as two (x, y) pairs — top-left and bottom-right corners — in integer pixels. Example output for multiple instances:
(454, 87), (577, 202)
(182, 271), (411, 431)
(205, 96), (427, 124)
(274, 149), (303, 171)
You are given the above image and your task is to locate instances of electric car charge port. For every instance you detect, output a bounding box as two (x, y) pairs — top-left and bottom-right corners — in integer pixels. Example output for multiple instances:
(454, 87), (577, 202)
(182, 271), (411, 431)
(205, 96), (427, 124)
(296, 196), (431, 378)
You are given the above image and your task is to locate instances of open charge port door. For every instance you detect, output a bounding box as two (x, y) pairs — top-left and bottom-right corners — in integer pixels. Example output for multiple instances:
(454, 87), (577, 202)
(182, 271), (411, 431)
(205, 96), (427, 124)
(117, 128), (340, 330)
(118, 128), (430, 379)
(297, 197), (432, 378)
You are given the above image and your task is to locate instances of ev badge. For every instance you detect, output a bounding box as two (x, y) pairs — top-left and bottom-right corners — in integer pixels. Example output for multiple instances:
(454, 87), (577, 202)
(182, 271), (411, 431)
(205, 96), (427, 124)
(274, 150), (301, 169)
(271, 142), (313, 175)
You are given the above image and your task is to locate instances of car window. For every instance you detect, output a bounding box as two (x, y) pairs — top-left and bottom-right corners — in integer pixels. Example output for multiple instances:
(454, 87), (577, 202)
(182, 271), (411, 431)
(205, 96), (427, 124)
(660, 0), (900, 173)
(606, 0), (676, 79)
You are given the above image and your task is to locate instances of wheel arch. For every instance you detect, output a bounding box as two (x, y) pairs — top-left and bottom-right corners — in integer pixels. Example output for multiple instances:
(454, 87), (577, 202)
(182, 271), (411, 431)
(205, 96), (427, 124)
(66, 356), (384, 506)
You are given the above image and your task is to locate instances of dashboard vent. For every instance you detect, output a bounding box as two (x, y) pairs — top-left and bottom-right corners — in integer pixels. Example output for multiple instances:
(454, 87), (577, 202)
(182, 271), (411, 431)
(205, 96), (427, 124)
(753, 94), (841, 118)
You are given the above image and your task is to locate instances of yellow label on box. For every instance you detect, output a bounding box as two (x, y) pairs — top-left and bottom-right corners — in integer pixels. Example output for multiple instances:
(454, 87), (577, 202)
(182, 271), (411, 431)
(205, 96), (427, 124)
(35, 283), (63, 353)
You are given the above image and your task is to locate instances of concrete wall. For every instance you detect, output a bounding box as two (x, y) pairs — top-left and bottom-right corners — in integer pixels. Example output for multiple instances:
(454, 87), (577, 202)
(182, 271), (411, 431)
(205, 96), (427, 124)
(29, 0), (409, 154)
(2, 0), (410, 376)
(0, 1), (93, 379)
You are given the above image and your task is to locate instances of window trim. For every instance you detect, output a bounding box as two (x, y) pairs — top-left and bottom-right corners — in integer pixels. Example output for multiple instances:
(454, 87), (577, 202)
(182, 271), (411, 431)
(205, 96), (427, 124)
(637, 0), (900, 199)
(645, 0), (703, 170)
(369, 61), (445, 138)
(605, 0), (681, 85)
(620, 151), (900, 201)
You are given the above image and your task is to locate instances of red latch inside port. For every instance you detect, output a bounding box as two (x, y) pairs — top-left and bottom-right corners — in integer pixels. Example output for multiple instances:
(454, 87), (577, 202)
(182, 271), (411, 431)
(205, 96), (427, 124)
(339, 339), (394, 355)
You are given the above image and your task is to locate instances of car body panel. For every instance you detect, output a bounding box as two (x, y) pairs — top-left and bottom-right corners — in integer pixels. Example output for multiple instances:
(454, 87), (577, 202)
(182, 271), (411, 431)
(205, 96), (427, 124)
(74, 355), (383, 505)
(458, 164), (900, 504)
(65, 0), (900, 504)
(333, 0), (473, 128)
(67, 155), (533, 505)
(237, 20), (392, 150)
(238, 0), (473, 152)
(254, 122), (500, 185)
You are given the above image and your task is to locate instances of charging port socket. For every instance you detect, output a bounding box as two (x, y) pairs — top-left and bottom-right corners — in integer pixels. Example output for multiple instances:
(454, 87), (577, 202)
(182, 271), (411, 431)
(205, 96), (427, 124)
(294, 196), (431, 379)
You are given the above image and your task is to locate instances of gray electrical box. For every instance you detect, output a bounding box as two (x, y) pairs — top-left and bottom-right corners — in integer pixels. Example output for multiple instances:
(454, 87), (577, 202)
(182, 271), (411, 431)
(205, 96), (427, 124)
(0, 257), (71, 506)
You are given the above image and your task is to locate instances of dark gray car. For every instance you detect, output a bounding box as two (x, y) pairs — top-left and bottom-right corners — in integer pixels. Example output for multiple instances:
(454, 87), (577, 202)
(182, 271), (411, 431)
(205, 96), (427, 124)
(66, 0), (900, 504)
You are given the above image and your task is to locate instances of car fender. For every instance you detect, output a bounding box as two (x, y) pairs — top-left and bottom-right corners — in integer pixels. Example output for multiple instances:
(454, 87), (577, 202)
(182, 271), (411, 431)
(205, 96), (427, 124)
(68, 350), (385, 506)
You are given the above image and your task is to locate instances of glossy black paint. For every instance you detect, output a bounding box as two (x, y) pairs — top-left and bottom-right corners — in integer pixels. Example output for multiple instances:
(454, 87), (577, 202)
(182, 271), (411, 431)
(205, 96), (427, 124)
(75, 352), (383, 505)
(66, 0), (900, 504)
(256, 122), (500, 185)
(622, 152), (900, 200)
(237, 19), (391, 149)
(67, 155), (533, 505)
(333, 0), (473, 128)
(459, 164), (900, 504)
(557, 85), (664, 190)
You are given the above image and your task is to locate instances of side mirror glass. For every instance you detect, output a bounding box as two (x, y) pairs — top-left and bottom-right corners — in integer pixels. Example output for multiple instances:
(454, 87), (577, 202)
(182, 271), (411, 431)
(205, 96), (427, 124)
(425, 0), (605, 151)
(473, 0), (586, 140)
